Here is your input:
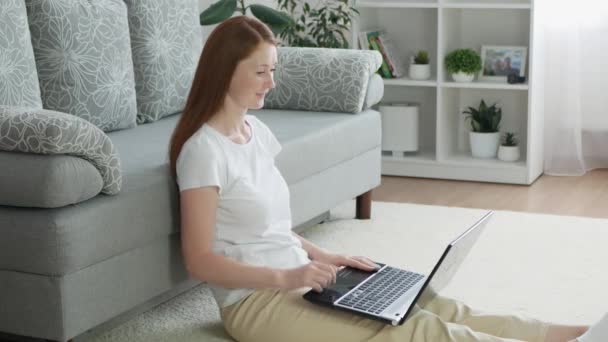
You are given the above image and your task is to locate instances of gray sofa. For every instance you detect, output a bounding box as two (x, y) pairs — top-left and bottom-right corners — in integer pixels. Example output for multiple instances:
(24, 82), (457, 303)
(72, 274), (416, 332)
(0, 1), (383, 341)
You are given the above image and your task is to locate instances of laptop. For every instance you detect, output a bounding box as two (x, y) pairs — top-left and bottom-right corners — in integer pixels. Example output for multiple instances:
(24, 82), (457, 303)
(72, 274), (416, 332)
(303, 211), (493, 326)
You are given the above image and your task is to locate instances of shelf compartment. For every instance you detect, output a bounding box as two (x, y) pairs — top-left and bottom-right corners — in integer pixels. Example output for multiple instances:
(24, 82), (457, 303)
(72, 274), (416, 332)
(355, 7), (438, 80)
(356, 0), (439, 8)
(379, 86), (438, 159)
(440, 8), (530, 83)
(437, 87), (528, 163)
(384, 77), (438, 87)
(441, 81), (528, 90)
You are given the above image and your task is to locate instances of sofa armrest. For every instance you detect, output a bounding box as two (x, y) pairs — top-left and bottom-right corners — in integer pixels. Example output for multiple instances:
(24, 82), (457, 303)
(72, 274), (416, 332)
(0, 106), (122, 207)
(362, 73), (384, 110)
(0, 151), (104, 208)
(264, 47), (383, 114)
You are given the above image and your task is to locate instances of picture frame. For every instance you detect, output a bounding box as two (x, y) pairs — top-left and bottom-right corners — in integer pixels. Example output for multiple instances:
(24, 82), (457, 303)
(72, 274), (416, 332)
(479, 45), (527, 82)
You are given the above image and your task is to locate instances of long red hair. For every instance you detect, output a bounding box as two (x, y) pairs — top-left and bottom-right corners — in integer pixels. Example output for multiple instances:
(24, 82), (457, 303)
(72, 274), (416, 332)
(169, 16), (277, 178)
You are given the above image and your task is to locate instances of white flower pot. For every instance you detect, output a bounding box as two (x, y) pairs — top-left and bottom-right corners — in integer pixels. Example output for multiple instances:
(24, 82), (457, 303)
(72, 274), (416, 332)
(409, 64), (431, 80)
(469, 132), (500, 158)
(451, 71), (475, 83)
(498, 145), (520, 162)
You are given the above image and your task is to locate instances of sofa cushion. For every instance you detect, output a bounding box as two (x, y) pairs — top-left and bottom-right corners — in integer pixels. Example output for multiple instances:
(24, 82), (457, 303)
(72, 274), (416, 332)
(25, 0), (138, 132)
(0, 109), (380, 276)
(0, 151), (103, 208)
(253, 109), (381, 184)
(0, 106), (122, 199)
(123, 0), (202, 124)
(264, 47), (382, 113)
(0, 0), (42, 108)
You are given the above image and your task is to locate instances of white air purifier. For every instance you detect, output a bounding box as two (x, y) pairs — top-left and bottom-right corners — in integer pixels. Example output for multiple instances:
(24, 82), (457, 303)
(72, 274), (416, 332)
(380, 102), (419, 156)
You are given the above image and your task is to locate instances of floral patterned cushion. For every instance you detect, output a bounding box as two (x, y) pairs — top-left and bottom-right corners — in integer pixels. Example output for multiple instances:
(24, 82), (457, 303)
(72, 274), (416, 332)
(0, 106), (122, 195)
(264, 47), (382, 114)
(123, 0), (203, 124)
(0, 0), (42, 108)
(25, 0), (138, 132)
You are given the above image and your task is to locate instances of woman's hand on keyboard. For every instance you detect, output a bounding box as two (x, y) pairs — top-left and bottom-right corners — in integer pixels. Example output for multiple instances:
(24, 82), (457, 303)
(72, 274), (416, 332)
(314, 252), (381, 272)
(278, 261), (338, 292)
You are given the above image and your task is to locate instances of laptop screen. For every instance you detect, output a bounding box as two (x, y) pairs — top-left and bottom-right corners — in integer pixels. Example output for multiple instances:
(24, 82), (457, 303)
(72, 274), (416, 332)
(414, 211), (493, 309)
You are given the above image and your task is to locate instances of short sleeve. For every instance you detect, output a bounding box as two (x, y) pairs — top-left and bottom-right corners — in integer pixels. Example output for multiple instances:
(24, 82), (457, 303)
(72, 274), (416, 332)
(266, 128), (281, 157)
(176, 138), (225, 193)
(251, 116), (281, 157)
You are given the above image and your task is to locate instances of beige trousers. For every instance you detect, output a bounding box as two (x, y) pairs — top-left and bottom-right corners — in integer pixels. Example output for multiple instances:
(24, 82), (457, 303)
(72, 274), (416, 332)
(221, 288), (549, 342)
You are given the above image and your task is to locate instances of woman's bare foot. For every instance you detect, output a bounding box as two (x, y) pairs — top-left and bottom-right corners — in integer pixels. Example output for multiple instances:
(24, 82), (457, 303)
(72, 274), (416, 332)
(544, 324), (588, 342)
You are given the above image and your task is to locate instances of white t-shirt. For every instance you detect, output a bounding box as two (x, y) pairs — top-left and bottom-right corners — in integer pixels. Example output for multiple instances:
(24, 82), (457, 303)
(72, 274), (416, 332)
(175, 114), (310, 308)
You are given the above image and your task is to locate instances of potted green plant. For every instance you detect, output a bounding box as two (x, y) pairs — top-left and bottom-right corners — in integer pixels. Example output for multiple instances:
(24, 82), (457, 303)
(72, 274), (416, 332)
(201, 0), (358, 49)
(409, 50), (431, 80)
(498, 132), (520, 162)
(276, 0), (359, 48)
(445, 48), (482, 83)
(463, 99), (502, 158)
(200, 0), (294, 35)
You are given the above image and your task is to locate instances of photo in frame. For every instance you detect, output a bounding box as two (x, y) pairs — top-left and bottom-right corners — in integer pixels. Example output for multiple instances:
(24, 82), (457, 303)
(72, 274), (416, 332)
(479, 45), (527, 82)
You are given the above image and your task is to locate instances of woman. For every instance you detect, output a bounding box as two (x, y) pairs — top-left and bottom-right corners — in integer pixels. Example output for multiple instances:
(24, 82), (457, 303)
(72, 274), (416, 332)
(169, 15), (591, 342)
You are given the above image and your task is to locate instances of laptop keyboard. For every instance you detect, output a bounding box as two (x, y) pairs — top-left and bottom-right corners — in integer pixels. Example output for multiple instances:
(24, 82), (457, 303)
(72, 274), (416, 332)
(336, 267), (424, 315)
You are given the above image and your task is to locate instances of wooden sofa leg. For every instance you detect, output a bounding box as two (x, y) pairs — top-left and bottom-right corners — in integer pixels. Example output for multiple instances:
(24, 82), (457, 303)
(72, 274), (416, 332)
(356, 190), (372, 219)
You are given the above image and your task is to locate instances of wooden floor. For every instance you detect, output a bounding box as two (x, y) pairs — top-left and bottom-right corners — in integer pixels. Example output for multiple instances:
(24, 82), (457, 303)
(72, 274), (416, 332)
(372, 169), (608, 219)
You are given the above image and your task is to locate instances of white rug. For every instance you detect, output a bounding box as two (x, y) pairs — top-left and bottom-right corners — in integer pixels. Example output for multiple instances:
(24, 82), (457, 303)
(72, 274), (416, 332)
(85, 201), (608, 342)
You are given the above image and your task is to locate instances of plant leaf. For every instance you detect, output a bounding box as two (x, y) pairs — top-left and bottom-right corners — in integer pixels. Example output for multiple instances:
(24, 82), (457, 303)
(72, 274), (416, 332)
(480, 100), (487, 113)
(472, 120), (480, 132)
(250, 4), (294, 32)
(200, 0), (237, 25)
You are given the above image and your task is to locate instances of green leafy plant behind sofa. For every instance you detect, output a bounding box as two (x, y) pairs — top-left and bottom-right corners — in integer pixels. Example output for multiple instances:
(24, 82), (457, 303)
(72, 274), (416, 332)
(199, 0), (358, 48)
(276, 0), (359, 48)
(199, 0), (294, 34)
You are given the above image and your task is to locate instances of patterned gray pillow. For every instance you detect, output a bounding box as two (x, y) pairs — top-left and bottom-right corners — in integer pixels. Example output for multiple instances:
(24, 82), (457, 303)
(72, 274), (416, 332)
(0, 106), (122, 195)
(25, 0), (138, 132)
(123, 0), (203, 124)
(264, 47), (382, 114)
(0, 0), (42, 108)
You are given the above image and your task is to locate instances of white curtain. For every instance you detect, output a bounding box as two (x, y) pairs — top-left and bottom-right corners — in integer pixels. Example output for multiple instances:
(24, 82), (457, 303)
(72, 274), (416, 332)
(539, 0), (608, 175)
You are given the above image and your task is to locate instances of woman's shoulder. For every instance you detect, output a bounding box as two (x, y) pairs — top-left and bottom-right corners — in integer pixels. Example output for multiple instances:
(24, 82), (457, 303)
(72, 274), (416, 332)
(246, 114), (271, 136)
(246, 114), (281, 156)
(180, 125), (223, 158)
(186, 124), (218, 145)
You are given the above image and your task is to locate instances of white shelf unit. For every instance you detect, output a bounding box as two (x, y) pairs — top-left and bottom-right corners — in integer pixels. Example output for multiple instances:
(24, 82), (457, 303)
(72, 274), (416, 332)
(352, 0), (543, 184)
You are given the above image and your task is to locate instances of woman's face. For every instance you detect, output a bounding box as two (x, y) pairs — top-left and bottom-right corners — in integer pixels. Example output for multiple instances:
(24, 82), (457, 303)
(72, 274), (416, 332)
(226, 42), (277, 110)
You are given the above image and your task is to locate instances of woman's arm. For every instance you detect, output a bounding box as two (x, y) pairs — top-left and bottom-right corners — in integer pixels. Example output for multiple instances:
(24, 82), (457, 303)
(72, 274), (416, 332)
(181, 186), (284, 289)
(293, 232), (380, 271)
(180, 187), (336, 291)
(292, 232), (328, 261)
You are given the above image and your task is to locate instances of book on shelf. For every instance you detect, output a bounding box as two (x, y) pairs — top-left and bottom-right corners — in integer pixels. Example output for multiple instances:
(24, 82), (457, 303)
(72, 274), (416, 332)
(358, 29), (405, 78)
(377, 34), (405, 77)
(368, 35), (393, 78)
